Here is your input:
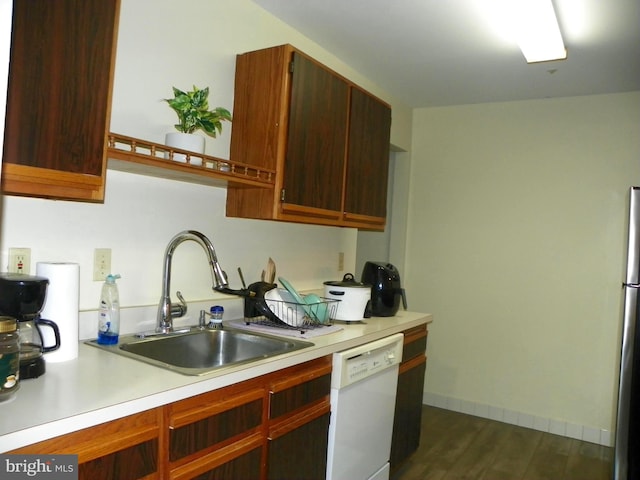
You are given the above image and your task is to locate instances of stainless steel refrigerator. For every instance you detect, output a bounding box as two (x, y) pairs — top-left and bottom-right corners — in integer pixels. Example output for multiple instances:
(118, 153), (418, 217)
(615, 186), (640, 480)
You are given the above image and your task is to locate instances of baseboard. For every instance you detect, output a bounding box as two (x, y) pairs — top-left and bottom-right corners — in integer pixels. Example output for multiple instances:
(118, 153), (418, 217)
(423, 392), (613, 447)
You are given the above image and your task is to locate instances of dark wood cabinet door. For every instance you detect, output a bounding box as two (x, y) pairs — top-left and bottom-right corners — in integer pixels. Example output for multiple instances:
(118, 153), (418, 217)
(267, 357), (332, 480)
(391, 325), (428, 472)
(268, 412), (330, 480)
(391, 357), (426, 471)
(344, 88), (392, 222)
(2, 0), (120, 201)
(78, 439), (158, 480)
(191, 446), (262, 480)
(283, 53), (349, 214)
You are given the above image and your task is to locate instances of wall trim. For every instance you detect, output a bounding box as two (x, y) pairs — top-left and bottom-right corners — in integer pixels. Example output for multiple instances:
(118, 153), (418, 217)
(423, 392), (613, 447)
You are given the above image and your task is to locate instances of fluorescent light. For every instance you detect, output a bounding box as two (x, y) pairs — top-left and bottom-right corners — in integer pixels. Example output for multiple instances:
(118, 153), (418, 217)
(513, 0), (567, 63)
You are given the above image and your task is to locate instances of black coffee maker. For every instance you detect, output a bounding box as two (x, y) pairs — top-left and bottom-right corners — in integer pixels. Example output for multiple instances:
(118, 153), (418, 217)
(0, 273), (61, 378)
(361, 261), (407, 317)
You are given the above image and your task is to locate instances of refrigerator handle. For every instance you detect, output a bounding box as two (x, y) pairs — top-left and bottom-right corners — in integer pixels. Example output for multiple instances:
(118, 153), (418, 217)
(623, 283), (640, 288)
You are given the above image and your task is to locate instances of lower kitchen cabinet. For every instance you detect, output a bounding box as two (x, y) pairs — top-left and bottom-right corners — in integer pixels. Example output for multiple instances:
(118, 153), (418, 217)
(188, 445), (263, 480)
(6, 355), (332, 480)
(268, 407), (330, 480)
(390, 324), (429, 473)
(267, 358), (332, 480)
(8, 408), (163, 480)
(167, 385), (265, 479)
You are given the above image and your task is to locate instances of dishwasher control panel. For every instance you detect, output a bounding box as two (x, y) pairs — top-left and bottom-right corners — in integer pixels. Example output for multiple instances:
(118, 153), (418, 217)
(331, 333), (404, 389)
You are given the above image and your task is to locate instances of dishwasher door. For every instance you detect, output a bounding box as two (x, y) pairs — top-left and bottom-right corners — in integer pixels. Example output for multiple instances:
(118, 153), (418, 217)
(326, 334), (403, 480)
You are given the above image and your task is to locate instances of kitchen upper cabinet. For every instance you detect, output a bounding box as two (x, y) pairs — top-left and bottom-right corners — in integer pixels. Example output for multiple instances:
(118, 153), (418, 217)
(1, 0), (120, 202)
(344, 87), (392, 222)
(283, 52), (349, 218)
(226, 44), (392, 230)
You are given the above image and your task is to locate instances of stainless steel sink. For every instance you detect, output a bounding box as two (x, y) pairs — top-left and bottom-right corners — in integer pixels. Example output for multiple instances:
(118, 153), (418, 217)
(86, 327), (313, 375)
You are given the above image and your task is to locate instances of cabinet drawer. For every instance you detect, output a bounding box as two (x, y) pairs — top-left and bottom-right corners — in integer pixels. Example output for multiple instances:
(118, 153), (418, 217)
(168, 387), (264, 463)
(269, 356), (332, 419)
(402, 324), (428, 363)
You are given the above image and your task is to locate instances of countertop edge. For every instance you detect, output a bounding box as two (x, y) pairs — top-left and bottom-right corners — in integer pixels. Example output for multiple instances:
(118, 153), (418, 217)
(1, 313), (432, 451)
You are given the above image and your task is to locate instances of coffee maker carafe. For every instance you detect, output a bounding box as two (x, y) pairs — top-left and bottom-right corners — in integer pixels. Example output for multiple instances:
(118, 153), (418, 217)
(0, 273), (61, 378)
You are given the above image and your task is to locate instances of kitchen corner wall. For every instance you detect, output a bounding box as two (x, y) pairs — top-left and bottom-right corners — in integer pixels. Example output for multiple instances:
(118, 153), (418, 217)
(408, 91), (640, 441)
(0, 0), (411, 324)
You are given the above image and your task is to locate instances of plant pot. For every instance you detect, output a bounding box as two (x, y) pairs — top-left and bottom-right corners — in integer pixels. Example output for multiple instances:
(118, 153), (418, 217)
(164, 132), (205, 166)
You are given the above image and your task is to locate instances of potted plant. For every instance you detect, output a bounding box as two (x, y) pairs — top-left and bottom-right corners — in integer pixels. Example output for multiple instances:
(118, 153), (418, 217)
(164, 85), (232, 164)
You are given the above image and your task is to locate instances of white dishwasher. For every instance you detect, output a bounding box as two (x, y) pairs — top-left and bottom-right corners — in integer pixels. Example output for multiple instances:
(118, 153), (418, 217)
(326, 333), (404, 480)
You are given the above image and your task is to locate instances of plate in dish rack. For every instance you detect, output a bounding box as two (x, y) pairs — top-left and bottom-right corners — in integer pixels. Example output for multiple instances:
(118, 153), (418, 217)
(278, 277), (312, 317)
(264, 287), (306, 327)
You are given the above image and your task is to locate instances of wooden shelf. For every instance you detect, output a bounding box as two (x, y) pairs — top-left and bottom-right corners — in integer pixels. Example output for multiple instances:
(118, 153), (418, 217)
(107, 133), (276, 189)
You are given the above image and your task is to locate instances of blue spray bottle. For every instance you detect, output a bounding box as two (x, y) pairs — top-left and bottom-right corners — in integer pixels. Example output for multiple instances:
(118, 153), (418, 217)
(97, 274), (121, 345)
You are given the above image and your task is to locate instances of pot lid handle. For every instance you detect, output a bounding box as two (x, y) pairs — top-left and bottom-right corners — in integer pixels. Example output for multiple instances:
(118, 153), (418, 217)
(342, 273), (356, 283)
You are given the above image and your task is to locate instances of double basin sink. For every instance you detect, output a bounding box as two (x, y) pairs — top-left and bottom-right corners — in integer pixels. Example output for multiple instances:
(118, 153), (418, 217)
(87, 327), (313, 376)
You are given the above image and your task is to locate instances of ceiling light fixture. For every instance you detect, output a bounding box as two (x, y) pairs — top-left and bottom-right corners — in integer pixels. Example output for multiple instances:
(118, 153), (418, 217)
(513, 0), (567, 63)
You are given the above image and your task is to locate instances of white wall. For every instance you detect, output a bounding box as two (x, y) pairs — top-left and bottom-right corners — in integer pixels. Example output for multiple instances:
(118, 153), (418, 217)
(0, 0), (411, 330)
(109, 0), (412, 156)
(407, 92), (640, 439)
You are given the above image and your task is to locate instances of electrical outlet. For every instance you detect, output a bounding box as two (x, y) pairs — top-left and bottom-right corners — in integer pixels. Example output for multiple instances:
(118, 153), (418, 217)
(93, 248), (112, 281)
(8, 248), (31, 274)
(338, 252), (345, 271)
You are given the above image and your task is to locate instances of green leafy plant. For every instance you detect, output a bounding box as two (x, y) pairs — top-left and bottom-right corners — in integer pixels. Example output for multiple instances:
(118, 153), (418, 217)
(164, 85), (232, 138)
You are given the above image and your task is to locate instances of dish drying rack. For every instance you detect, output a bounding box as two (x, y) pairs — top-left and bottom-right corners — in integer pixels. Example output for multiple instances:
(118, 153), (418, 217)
(243, 295), (340, 332)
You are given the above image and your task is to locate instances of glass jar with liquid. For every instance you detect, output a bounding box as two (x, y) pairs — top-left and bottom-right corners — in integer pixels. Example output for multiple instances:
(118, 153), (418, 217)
(0, 316), (20, 401)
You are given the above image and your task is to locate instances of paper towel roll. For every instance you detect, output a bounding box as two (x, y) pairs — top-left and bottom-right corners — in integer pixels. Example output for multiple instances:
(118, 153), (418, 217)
(36, 262), (80, 363)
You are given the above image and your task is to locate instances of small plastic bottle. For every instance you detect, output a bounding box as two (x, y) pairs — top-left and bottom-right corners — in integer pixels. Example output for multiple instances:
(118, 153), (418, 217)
(97, 274), (121, 345)
(210, 305), (224, 325)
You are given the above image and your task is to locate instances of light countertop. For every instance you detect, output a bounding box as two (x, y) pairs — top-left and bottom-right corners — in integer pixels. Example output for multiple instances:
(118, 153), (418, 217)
(0, 311), (432, 452)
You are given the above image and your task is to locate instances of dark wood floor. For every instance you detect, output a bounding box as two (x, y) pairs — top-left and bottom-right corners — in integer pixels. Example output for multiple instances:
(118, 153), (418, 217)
(392, 405), (613, 480)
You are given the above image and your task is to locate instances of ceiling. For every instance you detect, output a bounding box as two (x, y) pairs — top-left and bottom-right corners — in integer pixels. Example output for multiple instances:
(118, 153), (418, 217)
(253, 0), (640, 108)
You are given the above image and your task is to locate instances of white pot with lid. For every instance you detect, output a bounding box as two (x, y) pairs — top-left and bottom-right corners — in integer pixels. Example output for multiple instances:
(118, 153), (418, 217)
(323, 273), (371, 321)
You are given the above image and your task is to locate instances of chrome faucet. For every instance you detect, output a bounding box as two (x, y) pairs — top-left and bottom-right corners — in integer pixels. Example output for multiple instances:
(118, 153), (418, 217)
(157, 230), (254, 333)
(157, 230), (227, 333)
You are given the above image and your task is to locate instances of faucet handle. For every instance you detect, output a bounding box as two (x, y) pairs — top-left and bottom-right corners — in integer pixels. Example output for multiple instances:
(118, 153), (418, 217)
(171, 290), (188, 318)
